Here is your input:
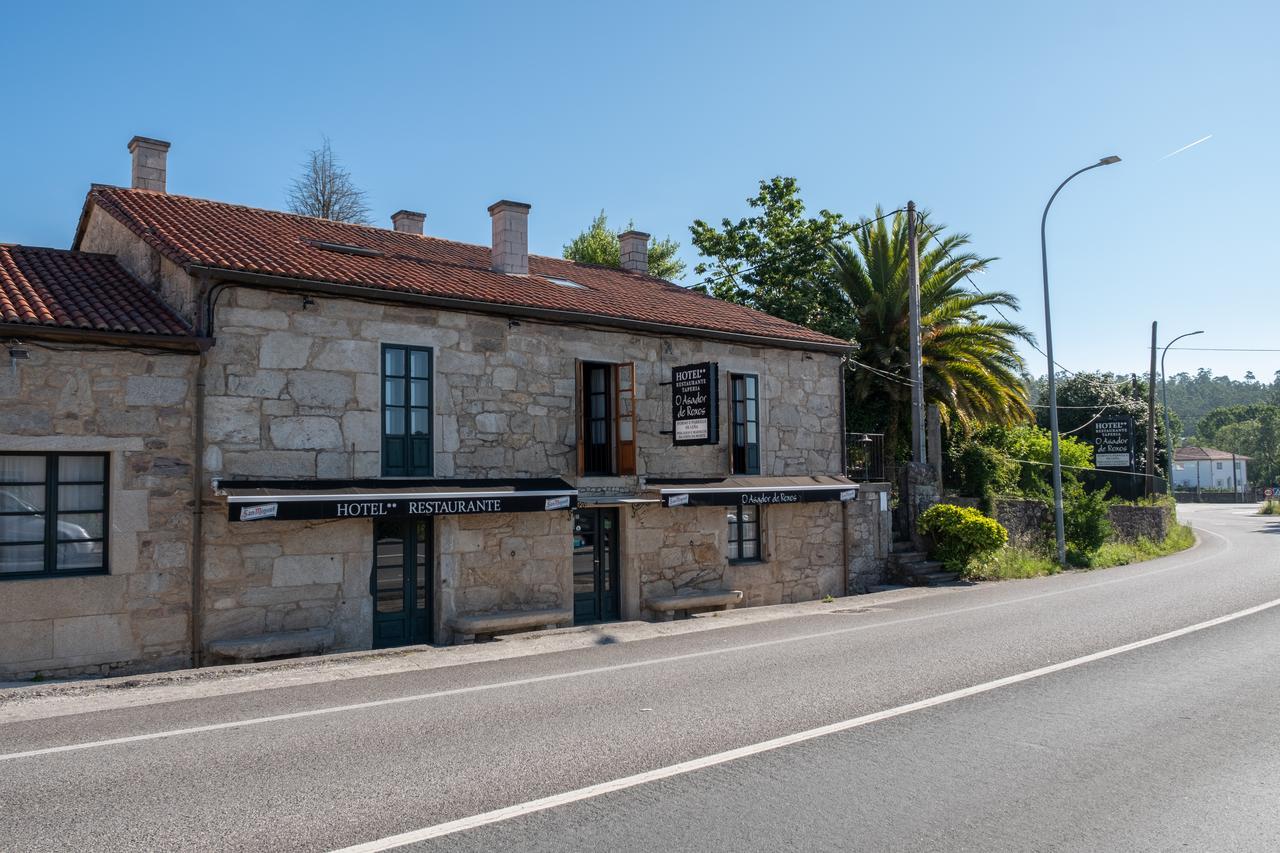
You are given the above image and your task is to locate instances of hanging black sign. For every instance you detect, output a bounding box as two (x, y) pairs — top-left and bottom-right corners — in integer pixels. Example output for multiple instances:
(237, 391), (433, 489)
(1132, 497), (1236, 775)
(1092, 417), (1135, 470)
(230, 492), (576, 522)
(672, 361), (719, 446)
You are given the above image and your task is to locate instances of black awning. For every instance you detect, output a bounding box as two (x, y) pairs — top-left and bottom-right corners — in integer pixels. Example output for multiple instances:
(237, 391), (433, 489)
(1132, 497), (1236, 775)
(215, 477), (577, 522)
(653, 476), (859, 508)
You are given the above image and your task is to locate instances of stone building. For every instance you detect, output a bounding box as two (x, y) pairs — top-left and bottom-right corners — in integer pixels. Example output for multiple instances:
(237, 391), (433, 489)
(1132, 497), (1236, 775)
(0, 136), (890, 678)
(0, 244), (200, 678)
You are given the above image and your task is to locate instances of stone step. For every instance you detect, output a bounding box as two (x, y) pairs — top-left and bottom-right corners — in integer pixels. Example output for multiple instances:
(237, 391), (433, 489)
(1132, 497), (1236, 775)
(904, 570), (962, 586)
(891, 551), (928, 563)
(899, 560), (946, 575)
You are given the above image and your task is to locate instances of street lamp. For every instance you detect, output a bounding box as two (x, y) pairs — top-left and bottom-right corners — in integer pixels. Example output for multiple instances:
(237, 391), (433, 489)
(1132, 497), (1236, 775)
(1041, 155), (1122, 565)
(1161, 330), (1204, 495)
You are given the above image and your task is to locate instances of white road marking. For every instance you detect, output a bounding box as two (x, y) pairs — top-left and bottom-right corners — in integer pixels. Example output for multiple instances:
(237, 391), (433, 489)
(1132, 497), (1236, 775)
(330, 594), (1280, 852)
(0, 524), (1230, 764)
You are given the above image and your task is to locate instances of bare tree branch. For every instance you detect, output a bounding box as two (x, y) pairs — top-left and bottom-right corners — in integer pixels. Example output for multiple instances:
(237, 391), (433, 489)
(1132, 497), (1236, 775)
(286, 136), (372, 224)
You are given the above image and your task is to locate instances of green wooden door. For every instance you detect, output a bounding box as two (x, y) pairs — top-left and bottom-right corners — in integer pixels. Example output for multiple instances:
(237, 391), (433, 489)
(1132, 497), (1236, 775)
(371, 520), (432, 648)
(572, 508), (620, 623)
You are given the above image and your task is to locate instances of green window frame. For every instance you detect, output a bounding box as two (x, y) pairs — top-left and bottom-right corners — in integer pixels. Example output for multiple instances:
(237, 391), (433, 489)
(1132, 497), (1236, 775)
(731, 373), (760, 475)
(0, 452), (109, 580)
(727, 503), (761, 563)
(382, 344), (433, 477)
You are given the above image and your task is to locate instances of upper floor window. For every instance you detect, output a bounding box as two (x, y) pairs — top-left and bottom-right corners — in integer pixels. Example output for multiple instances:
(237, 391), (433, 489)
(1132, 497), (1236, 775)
(382, 345), (432, 476)
(0, 453), (108, 580)
(731, 373), (760, 475)
(577, 361), (636, 476)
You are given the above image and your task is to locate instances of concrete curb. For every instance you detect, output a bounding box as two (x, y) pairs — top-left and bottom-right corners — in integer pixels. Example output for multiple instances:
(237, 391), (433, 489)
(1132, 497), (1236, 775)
(0, 585), (949, 719)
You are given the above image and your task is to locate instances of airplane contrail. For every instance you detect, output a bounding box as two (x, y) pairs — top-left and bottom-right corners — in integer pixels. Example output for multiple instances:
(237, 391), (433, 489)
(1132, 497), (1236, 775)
(1160, 134), (1212, 160)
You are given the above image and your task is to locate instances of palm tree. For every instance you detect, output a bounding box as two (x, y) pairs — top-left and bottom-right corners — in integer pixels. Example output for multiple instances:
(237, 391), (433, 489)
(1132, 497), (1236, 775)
(831, 208), (1034, 461)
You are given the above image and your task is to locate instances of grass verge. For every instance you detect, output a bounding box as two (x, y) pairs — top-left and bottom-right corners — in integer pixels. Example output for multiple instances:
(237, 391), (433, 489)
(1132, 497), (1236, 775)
(1076, 523), (1196, 569)
(1260, 500), (1279, 516)
(963, 547), (1061, 581)
(962, 523), (1197, 579)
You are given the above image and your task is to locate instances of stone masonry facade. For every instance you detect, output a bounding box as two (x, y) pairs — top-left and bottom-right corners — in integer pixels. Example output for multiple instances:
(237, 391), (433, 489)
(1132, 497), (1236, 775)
(0, 345), (197, 679)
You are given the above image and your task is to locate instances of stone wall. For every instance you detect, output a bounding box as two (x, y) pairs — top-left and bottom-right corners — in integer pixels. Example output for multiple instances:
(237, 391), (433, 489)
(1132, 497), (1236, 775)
(194, 286), (844, 487)
(631, 502), (847, 617)
(436, 511), (572, 644)
(993, 497), (1051, 549)
(79, 207), (200, 327)
(847, 484), (892, 592)
(1107, 504), (1174, 543)
(0, 345), (197, 679)
(200, 512), (372, 651)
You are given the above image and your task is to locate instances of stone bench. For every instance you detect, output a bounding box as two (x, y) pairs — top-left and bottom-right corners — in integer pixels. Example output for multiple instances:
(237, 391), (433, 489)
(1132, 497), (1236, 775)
(205, 627), (334, 663)
(447, 608), (573, 644)
(646, 589), (743, 621)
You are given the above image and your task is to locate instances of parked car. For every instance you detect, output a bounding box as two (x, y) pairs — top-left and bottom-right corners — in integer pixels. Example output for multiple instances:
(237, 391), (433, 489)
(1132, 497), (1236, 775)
(0, 489), (98, 573)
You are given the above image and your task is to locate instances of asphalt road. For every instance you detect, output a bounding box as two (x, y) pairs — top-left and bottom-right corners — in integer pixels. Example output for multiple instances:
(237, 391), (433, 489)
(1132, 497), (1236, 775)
(1, 502), (1277, 852)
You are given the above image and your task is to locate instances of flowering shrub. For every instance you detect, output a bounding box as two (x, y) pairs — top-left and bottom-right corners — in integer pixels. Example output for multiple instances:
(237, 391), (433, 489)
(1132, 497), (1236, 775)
(918, 503), (1009, 570)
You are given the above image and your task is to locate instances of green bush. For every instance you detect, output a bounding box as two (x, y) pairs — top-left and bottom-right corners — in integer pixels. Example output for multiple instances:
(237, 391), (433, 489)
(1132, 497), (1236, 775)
(918, 503), (1009, 571)
(1063, 486), (1112, 562)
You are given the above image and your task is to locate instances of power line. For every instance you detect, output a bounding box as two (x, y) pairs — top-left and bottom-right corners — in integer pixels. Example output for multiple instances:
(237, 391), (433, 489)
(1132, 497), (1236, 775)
(1164, 347), (1280, 352)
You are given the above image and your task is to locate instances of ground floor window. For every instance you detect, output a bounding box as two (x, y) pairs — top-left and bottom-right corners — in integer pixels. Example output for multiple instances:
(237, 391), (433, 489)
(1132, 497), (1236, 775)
(727, 503), (761, 562)
(0, 452), (108, 579)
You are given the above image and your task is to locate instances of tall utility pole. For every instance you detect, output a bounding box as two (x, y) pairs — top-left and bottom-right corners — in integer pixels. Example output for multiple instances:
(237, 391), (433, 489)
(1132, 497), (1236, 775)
(1146, 321), (1157, 496)
(907, 201), (925, 464)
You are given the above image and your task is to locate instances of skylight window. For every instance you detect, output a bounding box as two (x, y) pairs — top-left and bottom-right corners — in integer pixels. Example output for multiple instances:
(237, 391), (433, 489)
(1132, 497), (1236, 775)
(544, 276), (586, 289)
(304, 239), (384, 258)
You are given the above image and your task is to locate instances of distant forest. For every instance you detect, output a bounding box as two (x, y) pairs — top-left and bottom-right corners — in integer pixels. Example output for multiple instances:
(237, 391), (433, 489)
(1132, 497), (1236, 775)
(1027, 369), (1279, 437)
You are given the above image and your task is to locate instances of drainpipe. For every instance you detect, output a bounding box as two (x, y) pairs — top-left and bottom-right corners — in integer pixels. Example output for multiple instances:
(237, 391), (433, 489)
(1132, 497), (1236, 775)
(190, 271), (222, 668)
(839, 355), (850, 596)
(191, 349), (207, 667)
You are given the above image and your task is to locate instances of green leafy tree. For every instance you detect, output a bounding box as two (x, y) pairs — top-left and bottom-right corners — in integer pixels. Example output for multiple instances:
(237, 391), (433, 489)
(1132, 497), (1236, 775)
(689, 177), (857, 340)
(563, 211), (686, 281)
(1031, 371), (1176, 478)
(830, 208), (1034, 459)
(1197, 403), (1280, 487)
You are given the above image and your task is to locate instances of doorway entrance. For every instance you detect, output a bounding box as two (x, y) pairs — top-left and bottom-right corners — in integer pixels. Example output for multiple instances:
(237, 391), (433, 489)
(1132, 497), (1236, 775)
(573, 507), (620, 623)
(372, 519), (433, 648)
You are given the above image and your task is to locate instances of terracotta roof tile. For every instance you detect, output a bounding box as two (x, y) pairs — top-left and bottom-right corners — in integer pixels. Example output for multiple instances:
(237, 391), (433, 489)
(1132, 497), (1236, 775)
(0, 245), (192, 338)
(85, 187), (849, 349)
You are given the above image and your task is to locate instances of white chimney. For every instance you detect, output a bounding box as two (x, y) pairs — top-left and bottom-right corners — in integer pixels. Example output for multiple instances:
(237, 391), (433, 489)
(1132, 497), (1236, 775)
(128, 135), (170, 192)
(391, 210), (426, 235)
(488, 200), (530, 275)
(619, 230), (650, 275)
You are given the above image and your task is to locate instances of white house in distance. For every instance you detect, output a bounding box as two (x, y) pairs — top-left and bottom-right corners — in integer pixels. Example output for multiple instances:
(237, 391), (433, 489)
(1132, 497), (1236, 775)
(1172, 446), (1249, 492)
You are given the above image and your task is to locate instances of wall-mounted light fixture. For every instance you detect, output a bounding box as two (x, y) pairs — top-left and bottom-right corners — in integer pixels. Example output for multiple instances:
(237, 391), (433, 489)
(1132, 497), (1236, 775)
(301, 295), (316, 310)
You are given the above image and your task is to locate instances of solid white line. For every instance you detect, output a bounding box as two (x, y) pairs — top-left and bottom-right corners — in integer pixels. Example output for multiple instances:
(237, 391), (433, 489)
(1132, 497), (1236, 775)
(0, 523), (1229, 764)
(330, 593), (1280, 852)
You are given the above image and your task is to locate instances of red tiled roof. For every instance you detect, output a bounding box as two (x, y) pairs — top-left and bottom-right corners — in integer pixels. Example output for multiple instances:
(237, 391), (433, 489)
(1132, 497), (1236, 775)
(1174, 446), (1251, 462)
(0, 245), (193, 338)
(82, 187), (849, 349)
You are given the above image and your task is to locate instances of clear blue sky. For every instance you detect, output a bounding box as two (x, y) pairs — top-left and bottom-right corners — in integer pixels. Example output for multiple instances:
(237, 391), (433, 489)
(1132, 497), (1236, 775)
(2, 1), (1276, 381)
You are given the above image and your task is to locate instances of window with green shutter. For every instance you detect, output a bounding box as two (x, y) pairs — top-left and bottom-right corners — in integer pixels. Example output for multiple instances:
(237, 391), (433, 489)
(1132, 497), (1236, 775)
(382, 345), (433, 476)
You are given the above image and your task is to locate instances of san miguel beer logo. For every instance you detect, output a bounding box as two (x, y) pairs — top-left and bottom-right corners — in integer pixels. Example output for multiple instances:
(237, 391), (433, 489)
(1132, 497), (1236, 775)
(672, 362), (719, 446)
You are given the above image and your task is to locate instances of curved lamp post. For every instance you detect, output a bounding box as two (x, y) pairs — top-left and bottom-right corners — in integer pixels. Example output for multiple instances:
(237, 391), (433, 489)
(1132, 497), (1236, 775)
(1161, 330), (1204, 495)
(1041, 155), (1121, 565)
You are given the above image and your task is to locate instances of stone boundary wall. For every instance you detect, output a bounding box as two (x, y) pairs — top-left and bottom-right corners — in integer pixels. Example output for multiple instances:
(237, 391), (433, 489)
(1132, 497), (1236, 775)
(1107, 504), (1174, 543)
(993, 497), (1051, 549)
(847, 484), (892, 592)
